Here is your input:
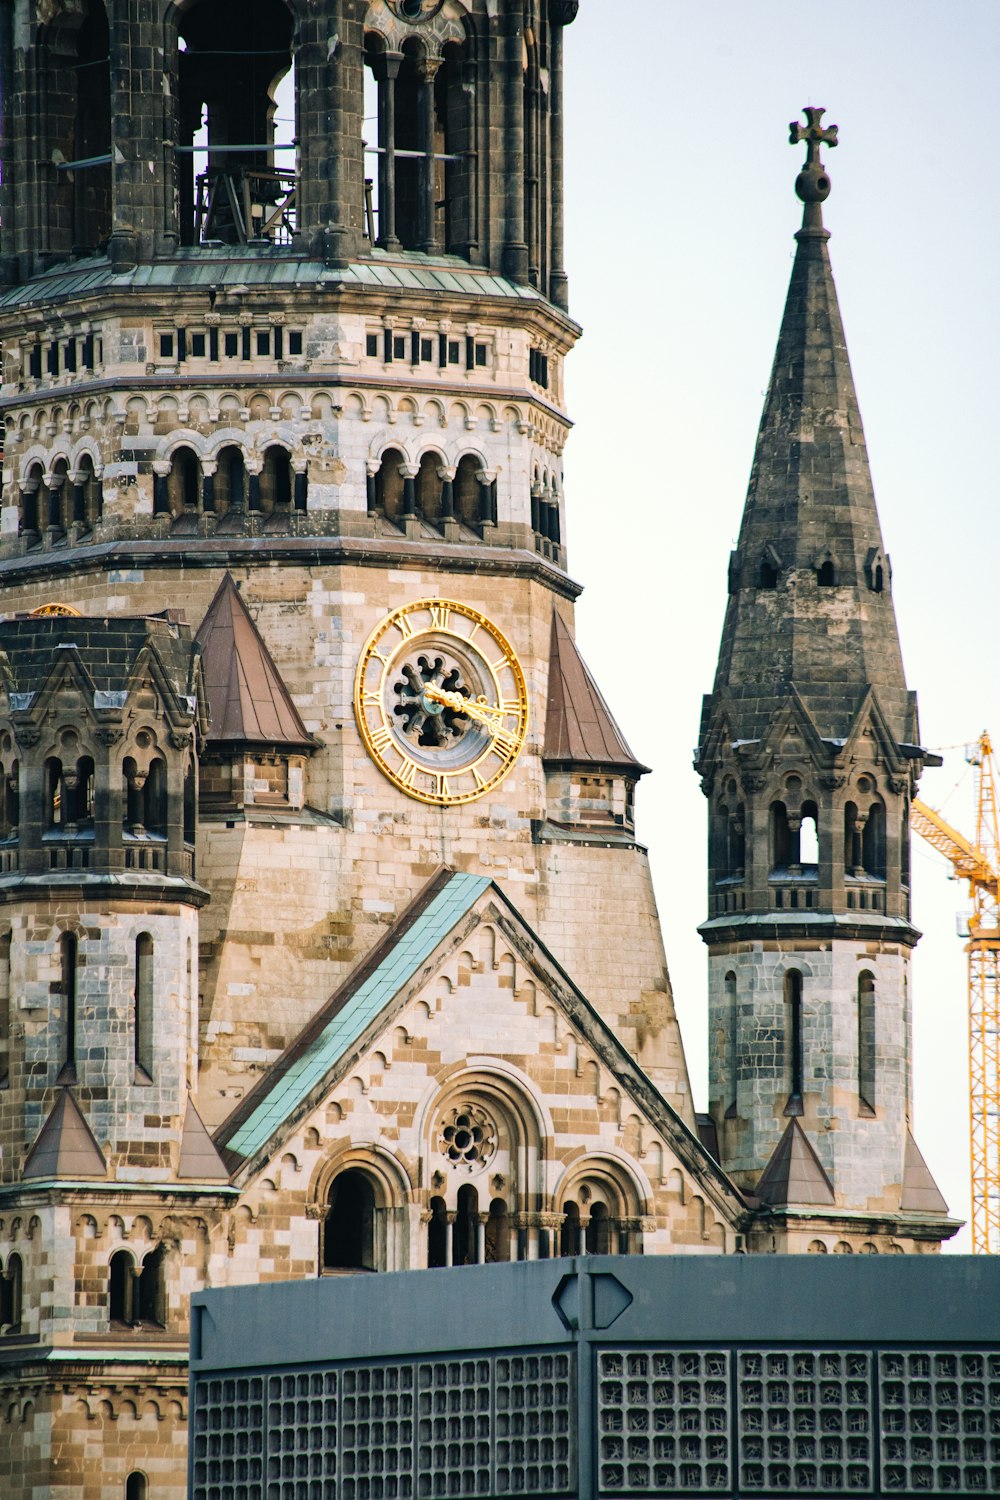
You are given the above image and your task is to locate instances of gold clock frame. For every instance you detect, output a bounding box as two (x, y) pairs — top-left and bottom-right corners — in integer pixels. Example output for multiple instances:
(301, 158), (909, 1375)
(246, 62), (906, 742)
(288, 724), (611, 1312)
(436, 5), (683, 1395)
(354, 598), (529, 806)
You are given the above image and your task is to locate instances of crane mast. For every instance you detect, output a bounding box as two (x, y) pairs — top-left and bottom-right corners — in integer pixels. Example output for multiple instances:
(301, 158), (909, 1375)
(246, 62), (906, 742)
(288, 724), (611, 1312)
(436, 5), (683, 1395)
(911, 731), (1000, 1253)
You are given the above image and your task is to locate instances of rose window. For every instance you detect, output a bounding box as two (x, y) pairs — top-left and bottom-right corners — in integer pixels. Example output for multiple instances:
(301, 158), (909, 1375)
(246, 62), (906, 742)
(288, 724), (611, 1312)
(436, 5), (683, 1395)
(392, 653), (473, 749)
(439, 1104), (496, 1171)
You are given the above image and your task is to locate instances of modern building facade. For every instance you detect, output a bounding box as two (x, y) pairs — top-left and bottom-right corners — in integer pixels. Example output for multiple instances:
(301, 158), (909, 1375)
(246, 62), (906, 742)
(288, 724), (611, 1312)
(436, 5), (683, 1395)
(0, 6), (955, 1497)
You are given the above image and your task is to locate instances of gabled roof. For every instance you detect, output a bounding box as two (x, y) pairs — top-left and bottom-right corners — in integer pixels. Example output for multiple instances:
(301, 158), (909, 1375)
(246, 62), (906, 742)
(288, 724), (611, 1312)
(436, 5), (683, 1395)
(755, 1118), (835, 1207)
(214, 868), (746, 1221)
(217, 870), (491, 1162)
(900, 1129), (949, 1215)
(196, 573), (313, 750)
(543, 613), (648, 775)
(22, 1088), (106, 1180)
(177, 1097), (232, 1182)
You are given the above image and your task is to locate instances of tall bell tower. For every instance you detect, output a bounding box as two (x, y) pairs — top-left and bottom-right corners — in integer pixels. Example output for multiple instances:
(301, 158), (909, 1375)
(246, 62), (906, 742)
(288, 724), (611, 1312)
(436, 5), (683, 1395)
(696, 112), (953, 1252)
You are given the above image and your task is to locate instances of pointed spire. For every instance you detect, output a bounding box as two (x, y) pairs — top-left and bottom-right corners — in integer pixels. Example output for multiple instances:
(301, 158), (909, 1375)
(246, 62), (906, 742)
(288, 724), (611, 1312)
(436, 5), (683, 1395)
(177, 1097), (231, 1182)
(196, 574), (313, 749)
(755, 1118), (835, 1207)
(543, 613), (649, 775)
(22, 1088), (107, 1180)
(706, 110), (914, 749)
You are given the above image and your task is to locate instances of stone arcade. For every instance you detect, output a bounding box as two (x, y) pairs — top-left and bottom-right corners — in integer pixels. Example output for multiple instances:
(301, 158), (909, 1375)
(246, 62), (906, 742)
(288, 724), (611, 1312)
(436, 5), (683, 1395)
(0, 5), (956, 1497)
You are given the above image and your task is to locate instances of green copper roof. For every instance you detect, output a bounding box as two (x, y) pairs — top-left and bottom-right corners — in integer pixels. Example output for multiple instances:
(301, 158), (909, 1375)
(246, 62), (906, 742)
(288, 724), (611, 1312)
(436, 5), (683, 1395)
(223, 870), (490, 1161)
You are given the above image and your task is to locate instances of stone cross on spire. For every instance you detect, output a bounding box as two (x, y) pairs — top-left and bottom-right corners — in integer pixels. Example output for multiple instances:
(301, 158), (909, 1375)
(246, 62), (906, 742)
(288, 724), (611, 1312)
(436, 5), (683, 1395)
(789, 107), (838, 234)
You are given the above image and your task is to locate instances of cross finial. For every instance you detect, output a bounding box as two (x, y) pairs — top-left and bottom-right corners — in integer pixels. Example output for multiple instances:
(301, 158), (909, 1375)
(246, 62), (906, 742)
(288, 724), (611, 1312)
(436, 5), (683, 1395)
(789, 107), (838, 224)
(789, 107), (838, 166)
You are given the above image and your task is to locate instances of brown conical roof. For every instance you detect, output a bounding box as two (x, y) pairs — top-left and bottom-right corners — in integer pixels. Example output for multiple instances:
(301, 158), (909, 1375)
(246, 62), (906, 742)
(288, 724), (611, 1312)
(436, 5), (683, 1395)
(900, 1129), (949, 1215)
(22, 1088), (106, 1180)
(196, 574), (313, 749)
(755, 1118), (835, 1207)
(543, 612), (649, 775)
(177, 1097), (231, 1182)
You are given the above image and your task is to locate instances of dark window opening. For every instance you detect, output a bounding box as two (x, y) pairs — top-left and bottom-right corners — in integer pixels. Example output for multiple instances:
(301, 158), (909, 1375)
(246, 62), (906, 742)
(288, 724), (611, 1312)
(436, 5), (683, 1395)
(759, 558), (779, 589)
(560, 1201), (581, 1257)
(366, 334), (379, 357)
(448, 340), (460, 364)
(452, 1183), (478, 1267)
(784, 969), (803, 1103)
(288, 330), (303, 356)
(256, 330), (271, 358)
(59, 931), (78, 1080)
(586, 1202), (612, 1255)
(216, 445), (246, 515)
(134, 934), (154, 1080)
(817, 559), (836, 587)
(0, 932), (12, 1086)
(323, 1170), (376, 1271)
(167, 446), (201, 517)
(453, 454), (480, 529)
(484, 1199), (510, 1264)
(393, 336), (406, 361)
(190, 332), (206, 358)
(427, 1196), (448, 1269)
(420, 338), (433, 362)
(224, 332), (239, 358)
(858, 971), (876, 1114)
(474, 343), (487, 367)
(125, 1474), (148, 1500)
(159, 333), (174, 359)
(0, 1253), (23, 1332)
(374, 448), (405, 522)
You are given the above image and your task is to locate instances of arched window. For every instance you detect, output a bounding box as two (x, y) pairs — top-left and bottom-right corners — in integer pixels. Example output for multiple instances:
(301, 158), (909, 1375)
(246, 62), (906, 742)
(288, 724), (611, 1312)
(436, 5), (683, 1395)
(260, 445), (292, 516)
(858, 971), (876, 1114)
(44, 758), (64, 828)
(323, 1170), (376, 1271)
(770, 801), (797, 868)
(427, 1195), (449, 1269)
(76, 454), (103, 529)
(816, 559), (836, 587)
(844, 801), (860, 876)
(416, 452), (444, 524)
(374, 448), (405, 523)
(484, 1198), (510, 1264)
(0, 1252), (23, 1332)
(3, 760), (19, 840)
(758, 556), (778, 589)
(109, 1249), (136, 1325)
(43, 0), (111, 261)
(784, 969), (803, 1103)
(453, 455), (480, 529)
(64, 756), (95, 827)
(59, 932), (78, 1080)
(452, 1183), (478, 1267)
(178, 0), (296, 247)
(46, 460), (71, 534)
(143, 760), (167, 837)
(0, 931), (11, 1086)
(862, 802), (886, 878)
(586, 1202), (611, 1255)
(560, 1201), (581, 1257)
(216, 446), (246, 516)
(167, 447), (201, 518)
(138, 1245), (165, 1326)
(134, 935), (154, 1081)
(125, 1474), (148, 1500)
(799, 801), (819, 866)
(20, 465), (43, 543)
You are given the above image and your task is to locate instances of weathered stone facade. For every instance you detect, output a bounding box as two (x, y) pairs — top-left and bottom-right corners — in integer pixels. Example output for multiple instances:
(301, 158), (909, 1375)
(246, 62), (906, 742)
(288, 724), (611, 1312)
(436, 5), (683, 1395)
(0, 15), (955, 1500)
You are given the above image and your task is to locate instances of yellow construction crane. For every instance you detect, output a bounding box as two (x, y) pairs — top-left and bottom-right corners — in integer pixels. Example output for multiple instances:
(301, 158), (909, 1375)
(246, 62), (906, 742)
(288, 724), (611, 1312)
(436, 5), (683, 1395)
(911, 731), (1000, 1253)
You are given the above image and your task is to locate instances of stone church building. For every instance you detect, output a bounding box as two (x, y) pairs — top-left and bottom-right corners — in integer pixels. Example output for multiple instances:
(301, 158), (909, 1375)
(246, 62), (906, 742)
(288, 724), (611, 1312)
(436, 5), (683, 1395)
(0, 2), (956, 1495)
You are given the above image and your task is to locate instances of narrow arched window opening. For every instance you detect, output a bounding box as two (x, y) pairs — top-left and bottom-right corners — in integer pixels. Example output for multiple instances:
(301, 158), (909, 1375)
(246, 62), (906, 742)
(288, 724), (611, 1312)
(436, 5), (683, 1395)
(260, 445), (292, 516)
(799, 802), (819, 867)
(758, 558), (778, 589)
(138, 1245), (165, 1326)
(770, 801), (797, 869)
(586, 1202), (612, 1255)
(125, 1473), (148, 1500)
(873, 565), (884, 593)
(560, 1200), (581, 1257)
(724, 970), (738, 1117)
(216, 446), (246, 517)
(167, 447), (201, 519)
(416, 452), (444, 525)
(452, 1183), (478, 1267)
(109, 1249), (136, 1326)
(484, 1198), (510, 1264)
(862, 802), (886, 879)
(784, 969), (803, 1105)
(427, 1195), (448, 1269)
(323, 1170), (376, 1272)
(134, 935), (154, 1082)
(816, 559), (836, 587)
(374, 448), (405, 524)
(144, 760), (167, 837)
(3, 762), (19, 842)
(0, 1252), (23, 1332)
(45, 758), (65, 829)
(858, 972), (876, 1115)
(59, 932), (78, 1080)
(454, 455), (480, 530)
(21, 467), (43, 544)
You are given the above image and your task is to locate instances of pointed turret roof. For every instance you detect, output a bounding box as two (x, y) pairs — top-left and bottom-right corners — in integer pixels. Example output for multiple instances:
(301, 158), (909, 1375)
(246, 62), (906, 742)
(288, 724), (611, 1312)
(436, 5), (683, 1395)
(196, 574), (313, 750)
(22, 1088), (107, 1180)
(543, 612), (649, 775)
(900, 1129), (949, 1215)
(177, 1097), (232, 1182)
(755, 1118), (835, 1207)
(703, 110), (915, 752)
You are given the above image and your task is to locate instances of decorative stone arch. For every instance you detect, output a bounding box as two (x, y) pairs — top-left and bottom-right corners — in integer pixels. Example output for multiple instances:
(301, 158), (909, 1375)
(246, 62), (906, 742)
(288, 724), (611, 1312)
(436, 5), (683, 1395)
(553, 1150), (651, 1256)
(16, 447), (53, 487)
(811, 544), (839, 587)
(307, 1141), (412, 1275)
(67, 438), (103, 476)
(416, 1057), (552, 1205)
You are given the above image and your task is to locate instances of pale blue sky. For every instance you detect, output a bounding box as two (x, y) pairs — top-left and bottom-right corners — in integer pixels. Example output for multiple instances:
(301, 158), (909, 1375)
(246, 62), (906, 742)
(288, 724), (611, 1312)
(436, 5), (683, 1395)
(560, 1), (1000, 1249)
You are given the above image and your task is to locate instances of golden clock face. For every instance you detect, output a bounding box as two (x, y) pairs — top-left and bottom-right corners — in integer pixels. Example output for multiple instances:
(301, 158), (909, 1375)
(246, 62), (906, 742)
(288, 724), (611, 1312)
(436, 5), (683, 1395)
(354, 598), (529, 806)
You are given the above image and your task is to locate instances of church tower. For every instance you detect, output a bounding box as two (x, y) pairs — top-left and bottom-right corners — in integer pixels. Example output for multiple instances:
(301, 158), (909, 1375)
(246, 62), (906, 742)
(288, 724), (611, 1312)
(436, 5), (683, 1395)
(696, 112), (952, 1253)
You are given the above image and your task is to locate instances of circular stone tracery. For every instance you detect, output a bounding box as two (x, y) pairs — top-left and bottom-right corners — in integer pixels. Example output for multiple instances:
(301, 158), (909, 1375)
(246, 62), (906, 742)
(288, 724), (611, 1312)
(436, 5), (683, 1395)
(439, 1104), (497, 1171)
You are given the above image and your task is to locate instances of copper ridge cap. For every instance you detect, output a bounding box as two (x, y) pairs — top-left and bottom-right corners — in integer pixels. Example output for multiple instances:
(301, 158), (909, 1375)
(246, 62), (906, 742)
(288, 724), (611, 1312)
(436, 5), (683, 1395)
(790, 106), (838, 241)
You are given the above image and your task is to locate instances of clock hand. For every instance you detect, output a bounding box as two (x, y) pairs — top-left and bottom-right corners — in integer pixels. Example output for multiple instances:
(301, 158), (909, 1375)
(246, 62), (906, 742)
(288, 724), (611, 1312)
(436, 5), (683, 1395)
(422, 685), (506, 733)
